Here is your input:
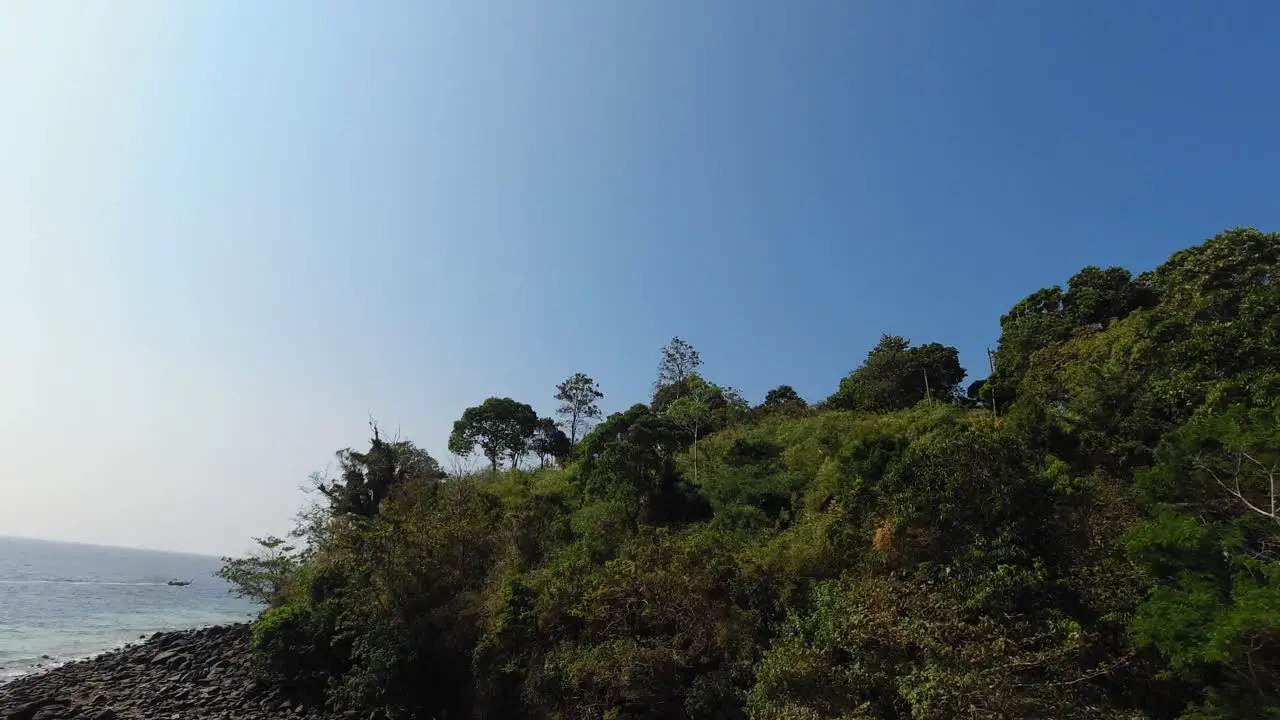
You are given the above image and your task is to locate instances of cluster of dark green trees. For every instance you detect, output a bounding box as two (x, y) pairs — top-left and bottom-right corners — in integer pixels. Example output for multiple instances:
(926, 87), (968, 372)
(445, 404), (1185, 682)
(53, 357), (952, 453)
(222, 228), (1280, 719)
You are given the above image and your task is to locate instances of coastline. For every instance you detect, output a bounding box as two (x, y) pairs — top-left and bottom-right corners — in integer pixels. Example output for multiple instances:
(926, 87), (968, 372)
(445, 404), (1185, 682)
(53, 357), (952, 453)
(0, 617), (247, 681)
(0, 535), (262, 689)
(0, 624), (372, 720)
(0, 615), (258, 684)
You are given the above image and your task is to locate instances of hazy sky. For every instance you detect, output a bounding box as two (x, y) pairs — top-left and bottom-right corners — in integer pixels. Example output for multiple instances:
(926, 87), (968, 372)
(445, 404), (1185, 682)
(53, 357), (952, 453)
(2, 1), (1278, 555)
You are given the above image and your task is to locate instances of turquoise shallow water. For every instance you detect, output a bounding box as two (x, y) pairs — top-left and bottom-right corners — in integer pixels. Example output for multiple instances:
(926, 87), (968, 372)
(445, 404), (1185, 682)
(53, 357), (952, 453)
(0, 536), (260, 680)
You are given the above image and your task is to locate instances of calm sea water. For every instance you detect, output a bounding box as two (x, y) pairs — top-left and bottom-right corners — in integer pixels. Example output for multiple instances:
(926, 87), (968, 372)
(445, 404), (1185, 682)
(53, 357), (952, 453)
(0, 536), (260, 680)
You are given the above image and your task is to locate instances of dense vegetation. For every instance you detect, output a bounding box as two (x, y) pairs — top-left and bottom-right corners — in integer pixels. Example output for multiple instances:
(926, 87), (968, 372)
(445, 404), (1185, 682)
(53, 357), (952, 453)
(221, 228), (1280, 719)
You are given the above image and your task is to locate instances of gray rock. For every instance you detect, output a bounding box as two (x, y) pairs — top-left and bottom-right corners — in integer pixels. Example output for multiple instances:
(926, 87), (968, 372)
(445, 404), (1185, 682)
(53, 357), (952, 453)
(4, 697), (56, 720)
(149, 650), (182, 666)
(29, 705), (68, 720)
(0, 624), (369, 720)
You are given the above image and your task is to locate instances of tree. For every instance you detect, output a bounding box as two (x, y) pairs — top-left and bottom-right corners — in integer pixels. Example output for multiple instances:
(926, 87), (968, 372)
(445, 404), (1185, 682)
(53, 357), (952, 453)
(1125, 406), (1280, 716)
(992, 265), (1155, 401)
(1062, 265), (1156, 329)
(1004, 228), (1280, 473)
(554, 372), (604, 447)
(711, 385), (751, 429)
(759, 384), (808, 417)
(665, 377), (718, 486)
(315, 424), (446, 516)
(656, 337), (701, 392)
(216, 536), (301, 605)
(965, 378), (987, 405)
(651, 338), (707, 413)
(448, 397), (540, 472)
(909, 342), (967, 403)
(826, 335), (966, 412)
(577, 404), (707, 523)
(531, 417), (572, 468)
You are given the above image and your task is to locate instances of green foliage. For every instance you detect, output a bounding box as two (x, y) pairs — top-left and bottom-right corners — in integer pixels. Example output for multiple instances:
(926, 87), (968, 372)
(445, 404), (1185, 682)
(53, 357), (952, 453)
(314, 426), (445, 516)
(479, 525), (771, 719)
(253, 604), (309, 660)
(759, 385), (809, 418)
(556, 372), (605, 446)
(578, 403), (710, 523)
(271, 478), (505, 714)
(826, 335), (966, 412)
(665, 378), (716, 431)
(449, 396), (540, 471)
(531, 416), (572, 468)
(1123, 405), (1280, 715)
(1000, 228), (1280, 470)
(658, 374), (752, 432)
(216, 535), (301, 605)
(993, 265), (1155, 396)
(251, 603), (339, 695)
(748, 576), (1130, 720)
(235, 229), (1280, 718)
(656, 336), (702, 394)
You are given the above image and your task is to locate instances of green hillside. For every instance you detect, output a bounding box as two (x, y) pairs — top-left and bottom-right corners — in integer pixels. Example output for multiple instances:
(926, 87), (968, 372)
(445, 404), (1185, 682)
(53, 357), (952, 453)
(222, 228), (1280, 719)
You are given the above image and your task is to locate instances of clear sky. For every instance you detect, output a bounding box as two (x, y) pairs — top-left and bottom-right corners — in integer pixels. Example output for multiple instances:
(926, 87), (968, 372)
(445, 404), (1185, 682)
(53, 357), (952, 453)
(2, 1), (1277, 555)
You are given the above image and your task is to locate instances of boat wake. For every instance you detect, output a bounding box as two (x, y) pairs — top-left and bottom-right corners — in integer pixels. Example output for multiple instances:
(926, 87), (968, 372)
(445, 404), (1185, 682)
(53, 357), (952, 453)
(0, 579), (174, 586)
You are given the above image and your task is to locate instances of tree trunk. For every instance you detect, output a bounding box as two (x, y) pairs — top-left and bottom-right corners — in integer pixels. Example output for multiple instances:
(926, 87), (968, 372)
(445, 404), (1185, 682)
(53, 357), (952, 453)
(693, 424), (699, 485)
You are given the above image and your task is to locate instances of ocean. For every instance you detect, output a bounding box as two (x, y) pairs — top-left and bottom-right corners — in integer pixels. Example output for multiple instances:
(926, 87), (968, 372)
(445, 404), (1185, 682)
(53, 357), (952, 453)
(0, 536), (260, 681)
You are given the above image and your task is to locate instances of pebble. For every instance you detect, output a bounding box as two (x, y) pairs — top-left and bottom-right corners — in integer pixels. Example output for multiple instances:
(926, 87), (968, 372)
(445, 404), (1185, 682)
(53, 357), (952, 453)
(0, 624), (384, 720)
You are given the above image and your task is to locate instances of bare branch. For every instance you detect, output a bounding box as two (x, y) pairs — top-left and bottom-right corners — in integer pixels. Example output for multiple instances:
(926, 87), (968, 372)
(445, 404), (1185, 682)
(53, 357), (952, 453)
(1193, 454), (1280, 528)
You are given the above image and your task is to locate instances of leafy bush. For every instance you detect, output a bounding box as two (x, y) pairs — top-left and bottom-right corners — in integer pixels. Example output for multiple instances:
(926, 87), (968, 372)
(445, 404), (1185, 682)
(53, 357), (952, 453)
(216, 536), (301, 605)
(253, 605), (319, 683)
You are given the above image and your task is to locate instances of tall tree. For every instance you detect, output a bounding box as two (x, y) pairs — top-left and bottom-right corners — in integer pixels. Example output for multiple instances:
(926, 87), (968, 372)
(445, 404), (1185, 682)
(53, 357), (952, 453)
(448, 398), (540, 472)
(657, 337), (701, 390)
(554, 372), (604, 446)
(665, 376), (719, 485)
(531, 417), (572, 468)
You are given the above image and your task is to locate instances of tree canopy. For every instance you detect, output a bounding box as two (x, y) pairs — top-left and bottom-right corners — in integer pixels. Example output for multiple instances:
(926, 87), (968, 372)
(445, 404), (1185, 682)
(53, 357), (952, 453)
(555, 372), (604, 446)
(758, 384), (808, 417)
(448, 397), (540, 471)
(314, 426), (445, 516)
(652, 336), (703, 409)
(530, 416), (571, 468)
(826, 334), (966, 412)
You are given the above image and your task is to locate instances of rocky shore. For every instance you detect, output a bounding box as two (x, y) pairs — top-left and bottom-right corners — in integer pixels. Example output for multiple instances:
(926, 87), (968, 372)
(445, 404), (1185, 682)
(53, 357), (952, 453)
(0, 625), (373, 720)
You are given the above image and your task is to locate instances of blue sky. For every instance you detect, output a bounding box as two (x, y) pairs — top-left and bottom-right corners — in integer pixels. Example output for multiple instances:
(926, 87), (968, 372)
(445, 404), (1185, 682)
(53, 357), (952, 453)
(2, 1), (1278, 553)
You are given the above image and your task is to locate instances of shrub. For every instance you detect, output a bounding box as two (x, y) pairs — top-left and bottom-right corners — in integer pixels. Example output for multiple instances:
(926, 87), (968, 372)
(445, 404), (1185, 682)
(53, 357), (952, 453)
(251, 604), (333, 697)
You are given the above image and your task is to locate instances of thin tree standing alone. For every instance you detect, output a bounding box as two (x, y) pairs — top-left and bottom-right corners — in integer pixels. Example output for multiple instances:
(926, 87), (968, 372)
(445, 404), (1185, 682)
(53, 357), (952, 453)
(555, 372), (604, 447)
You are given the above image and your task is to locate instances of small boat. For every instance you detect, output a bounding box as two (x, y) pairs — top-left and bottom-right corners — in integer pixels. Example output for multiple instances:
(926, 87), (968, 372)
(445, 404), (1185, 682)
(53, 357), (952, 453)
(167, 579), (192, 587)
